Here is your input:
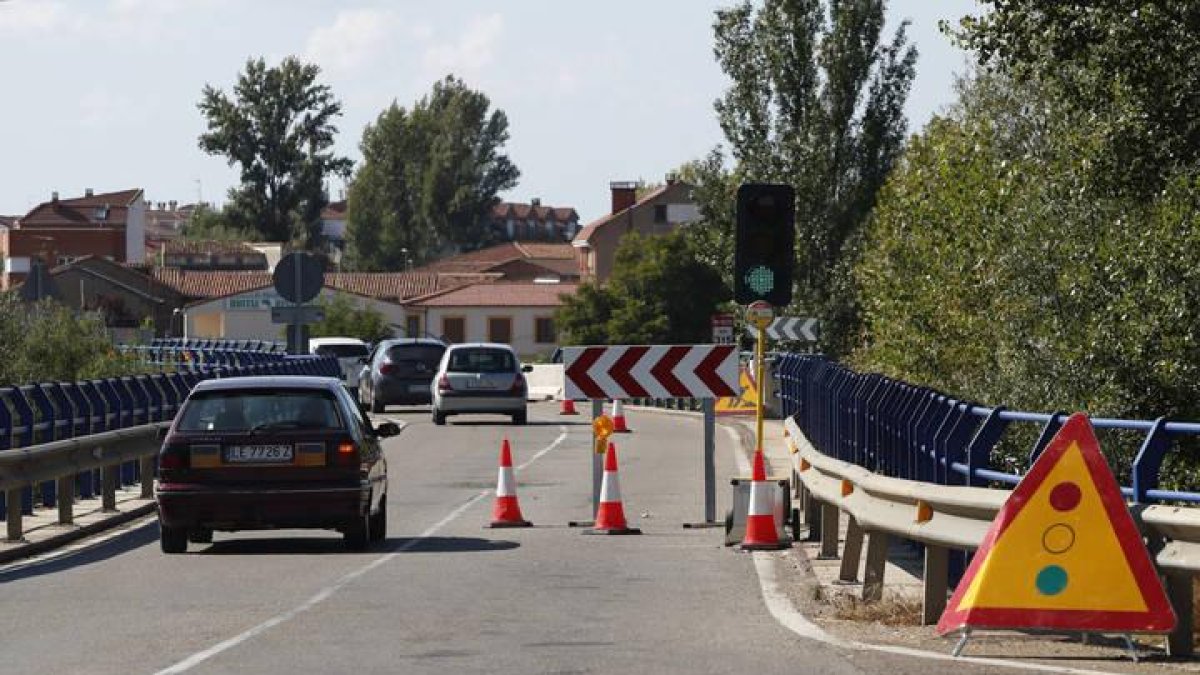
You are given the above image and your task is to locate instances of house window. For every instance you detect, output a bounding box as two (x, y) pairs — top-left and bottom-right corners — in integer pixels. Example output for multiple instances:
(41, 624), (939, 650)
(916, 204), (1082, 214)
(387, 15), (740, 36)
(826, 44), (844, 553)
(654, 204), (667, 223)
(405, 315), (421, 337)
(442, 317), (465, 343)
(488, 317), (512, 344)
(535, 317), (555, 344)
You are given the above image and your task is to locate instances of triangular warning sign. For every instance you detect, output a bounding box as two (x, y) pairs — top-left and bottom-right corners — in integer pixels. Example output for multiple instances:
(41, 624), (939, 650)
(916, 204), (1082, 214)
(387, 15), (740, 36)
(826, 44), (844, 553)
(716, 365), (757, 416)
(937, 413), (1175, 635)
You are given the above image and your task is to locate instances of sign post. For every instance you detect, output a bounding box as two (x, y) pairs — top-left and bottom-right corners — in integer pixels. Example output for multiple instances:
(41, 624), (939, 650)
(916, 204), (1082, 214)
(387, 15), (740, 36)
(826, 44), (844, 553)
(746, 301), (775, 454)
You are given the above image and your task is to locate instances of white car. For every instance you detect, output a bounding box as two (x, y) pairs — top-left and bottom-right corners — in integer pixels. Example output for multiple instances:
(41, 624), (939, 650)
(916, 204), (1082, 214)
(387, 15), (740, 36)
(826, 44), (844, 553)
(431, 343), (532, 425)
(309, 337), (371, 400)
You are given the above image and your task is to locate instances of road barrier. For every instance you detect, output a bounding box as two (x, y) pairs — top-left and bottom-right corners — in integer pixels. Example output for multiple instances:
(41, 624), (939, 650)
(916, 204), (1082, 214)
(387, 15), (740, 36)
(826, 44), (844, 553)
(775, 354), (1200, 654)
(0, 351), (339, 545)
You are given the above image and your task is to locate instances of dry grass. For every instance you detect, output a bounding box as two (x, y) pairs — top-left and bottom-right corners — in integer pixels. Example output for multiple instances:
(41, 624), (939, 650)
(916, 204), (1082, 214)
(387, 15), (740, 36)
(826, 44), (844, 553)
(825, 592), (923, 626)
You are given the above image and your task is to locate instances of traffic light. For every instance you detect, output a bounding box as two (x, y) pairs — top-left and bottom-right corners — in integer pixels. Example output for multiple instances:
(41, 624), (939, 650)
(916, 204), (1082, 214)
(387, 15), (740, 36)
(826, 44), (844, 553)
(734, 183), (795, 306)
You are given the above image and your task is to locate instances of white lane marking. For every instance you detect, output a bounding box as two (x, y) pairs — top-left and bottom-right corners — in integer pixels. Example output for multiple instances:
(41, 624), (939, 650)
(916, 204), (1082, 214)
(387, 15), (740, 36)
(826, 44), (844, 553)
(155, 425), (570, 675)
(721, 425), (1123, 675)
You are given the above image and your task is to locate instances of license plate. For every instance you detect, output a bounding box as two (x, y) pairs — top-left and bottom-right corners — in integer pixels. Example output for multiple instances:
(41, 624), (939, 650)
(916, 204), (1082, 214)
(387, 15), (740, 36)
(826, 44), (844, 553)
(410, 384), (429, 393)
(225, 444), (294, 464)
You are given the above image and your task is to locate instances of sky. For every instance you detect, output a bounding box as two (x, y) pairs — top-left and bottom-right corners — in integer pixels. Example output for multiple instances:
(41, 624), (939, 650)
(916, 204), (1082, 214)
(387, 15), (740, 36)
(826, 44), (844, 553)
(0, 0), (980, 223)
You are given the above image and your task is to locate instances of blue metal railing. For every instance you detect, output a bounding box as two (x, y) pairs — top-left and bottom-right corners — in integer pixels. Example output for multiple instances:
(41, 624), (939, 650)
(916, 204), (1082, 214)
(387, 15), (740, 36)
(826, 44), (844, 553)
(774, 354), (1200, 505)
(0, 347), (340, 519)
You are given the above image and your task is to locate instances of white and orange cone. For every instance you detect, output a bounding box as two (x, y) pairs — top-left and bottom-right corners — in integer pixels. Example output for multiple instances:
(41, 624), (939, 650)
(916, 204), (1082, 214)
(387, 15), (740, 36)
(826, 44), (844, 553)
(740, 449), (788, 550)
(560, 398), (578, 415)
(489, 439), (532, 528)
(611, 399), (630, 433)
(584, 442), (641, 535)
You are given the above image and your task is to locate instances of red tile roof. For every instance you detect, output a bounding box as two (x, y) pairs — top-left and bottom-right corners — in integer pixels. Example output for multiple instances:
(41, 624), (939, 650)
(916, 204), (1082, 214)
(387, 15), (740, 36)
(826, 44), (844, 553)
(151, 267), (485, 302)
(491, 201), (578, 222)
(411, 282), (578, 307)
(414, 242), (575, 274)
(325, 272), (441, 300)
(321, 200), (348, 220)
(573, 183), (673, 245)
(152, 268), (272, 298)
(17, 188), (143, 229)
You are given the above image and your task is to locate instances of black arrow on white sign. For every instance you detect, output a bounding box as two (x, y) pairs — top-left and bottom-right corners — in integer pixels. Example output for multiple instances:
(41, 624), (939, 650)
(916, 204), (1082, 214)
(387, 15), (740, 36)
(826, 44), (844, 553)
(745, 317), (820, 342)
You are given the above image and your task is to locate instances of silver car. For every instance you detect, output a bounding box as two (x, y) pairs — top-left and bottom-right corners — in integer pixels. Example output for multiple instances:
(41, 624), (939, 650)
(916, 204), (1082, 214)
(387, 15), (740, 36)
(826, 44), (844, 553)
(431, 343), (532, 426)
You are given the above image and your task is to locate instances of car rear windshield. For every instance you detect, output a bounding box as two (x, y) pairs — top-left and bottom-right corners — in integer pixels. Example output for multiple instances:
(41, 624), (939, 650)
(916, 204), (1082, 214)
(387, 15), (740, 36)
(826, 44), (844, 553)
(448, 348), (516, 374)
(176, 390), (345, 432)
(386, 344), (445, 366)
(315, 344), (369, 359)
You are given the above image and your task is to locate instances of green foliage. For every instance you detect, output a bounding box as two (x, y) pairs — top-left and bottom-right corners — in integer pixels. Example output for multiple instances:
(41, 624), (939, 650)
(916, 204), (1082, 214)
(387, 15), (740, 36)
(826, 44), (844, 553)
(0, 296), (145, 385)
(710, 0), (917, 357)
(556, 233), (730, 345)
(310, 294), (393, 344)
(180, 203), (252, 241)
(344, 76), (520, 271)
(948, 1), (1200, 197)
(856, 70), (1200, 487)
(197, 57), (352, 247)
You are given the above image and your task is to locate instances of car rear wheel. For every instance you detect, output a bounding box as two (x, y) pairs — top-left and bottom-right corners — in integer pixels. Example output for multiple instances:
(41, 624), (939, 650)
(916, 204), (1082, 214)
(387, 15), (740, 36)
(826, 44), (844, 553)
(369, 495), (387, 542)
(161, 524), (188, 554)
(344, 512), (371, 551)
(512, 411), (527, 425)
(432, 410), (446, 426)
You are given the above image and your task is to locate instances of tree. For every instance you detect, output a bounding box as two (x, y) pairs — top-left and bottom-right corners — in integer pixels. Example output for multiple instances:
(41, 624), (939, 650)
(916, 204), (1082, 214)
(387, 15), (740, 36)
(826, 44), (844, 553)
(0, 295), (142, 385)
(310, 294), (393, 344)
(556, 232), (730, 345)
(180, 203), (251, 242)
(198, 57), (352, 247)
(711, 0), (917, 357)
(345, 76), (519, 271)
(948, 1), (1200, 197)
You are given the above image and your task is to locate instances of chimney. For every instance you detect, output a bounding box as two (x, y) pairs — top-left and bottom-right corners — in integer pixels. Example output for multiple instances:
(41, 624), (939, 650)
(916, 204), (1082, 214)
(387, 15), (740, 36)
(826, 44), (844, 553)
(85, 188), (94, 197)
(51, 191), (59, 203)
(609, 181), (638, 214)
(531, 197), (541, 207)
(169, 200), (177, 211)
(665, 172), (678, 185)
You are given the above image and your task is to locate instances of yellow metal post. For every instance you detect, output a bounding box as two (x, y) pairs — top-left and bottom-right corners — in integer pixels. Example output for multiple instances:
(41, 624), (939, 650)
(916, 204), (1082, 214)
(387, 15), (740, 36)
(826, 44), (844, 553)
(756, 323), (765, 452)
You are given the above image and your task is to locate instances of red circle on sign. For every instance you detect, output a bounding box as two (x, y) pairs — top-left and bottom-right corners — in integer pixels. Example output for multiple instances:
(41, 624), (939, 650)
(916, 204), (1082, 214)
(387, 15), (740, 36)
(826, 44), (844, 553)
(1049, 482), (1081, 511)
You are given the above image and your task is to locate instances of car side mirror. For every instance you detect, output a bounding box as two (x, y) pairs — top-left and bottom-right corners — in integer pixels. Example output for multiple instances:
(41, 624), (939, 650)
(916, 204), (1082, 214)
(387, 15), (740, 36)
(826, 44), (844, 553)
(375, 421), (401, 438)
(521, 364), (533, 373)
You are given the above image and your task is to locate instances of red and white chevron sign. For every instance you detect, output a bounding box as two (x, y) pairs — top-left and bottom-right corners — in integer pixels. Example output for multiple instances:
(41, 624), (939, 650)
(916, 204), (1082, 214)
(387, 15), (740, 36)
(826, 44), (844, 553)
(563, 345), (740, 400)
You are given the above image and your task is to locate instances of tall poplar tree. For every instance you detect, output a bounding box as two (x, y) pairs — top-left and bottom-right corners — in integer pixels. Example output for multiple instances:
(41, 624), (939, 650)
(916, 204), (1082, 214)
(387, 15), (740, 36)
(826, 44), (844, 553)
(709, 0), (916, 355)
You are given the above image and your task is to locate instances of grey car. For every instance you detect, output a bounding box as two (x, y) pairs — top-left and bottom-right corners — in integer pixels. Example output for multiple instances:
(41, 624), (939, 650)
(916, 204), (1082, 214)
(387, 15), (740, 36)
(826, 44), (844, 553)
(358, 338), (447, 413)
(431, 343), (532, 425)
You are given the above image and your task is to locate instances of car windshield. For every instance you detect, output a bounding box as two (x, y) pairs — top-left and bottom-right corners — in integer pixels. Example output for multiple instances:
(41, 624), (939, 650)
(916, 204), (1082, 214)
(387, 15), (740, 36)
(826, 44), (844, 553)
(447, 348), (516, 374)
(176, 390), (344, 432)
(315, 344), (369, 359)
(386, 344), (445, 365)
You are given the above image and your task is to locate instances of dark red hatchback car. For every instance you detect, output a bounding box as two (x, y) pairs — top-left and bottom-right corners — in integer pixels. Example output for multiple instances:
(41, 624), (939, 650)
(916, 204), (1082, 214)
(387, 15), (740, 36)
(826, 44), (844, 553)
(155, 376), (398, 553)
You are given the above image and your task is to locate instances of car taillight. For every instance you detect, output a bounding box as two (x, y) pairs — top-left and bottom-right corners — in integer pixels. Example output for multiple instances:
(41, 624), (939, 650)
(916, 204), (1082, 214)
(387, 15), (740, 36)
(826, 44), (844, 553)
(510, 375), (526, 395)
(158, 444), (189, 471)
(438, 374), (452, 391)
(379, 363), (398, 376)
(333, 441), (359, 466)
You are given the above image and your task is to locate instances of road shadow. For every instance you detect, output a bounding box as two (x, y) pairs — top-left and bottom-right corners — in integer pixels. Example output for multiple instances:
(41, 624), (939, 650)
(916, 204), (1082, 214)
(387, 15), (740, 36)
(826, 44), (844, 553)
(449, 420), (587, 427)
(0, 519), (159, 584)
(200, 535), (519, 555)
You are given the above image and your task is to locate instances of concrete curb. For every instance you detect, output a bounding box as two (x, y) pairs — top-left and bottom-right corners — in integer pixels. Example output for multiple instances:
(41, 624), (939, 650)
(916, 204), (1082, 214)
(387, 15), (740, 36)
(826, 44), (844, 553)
(0, 501), (158, 565)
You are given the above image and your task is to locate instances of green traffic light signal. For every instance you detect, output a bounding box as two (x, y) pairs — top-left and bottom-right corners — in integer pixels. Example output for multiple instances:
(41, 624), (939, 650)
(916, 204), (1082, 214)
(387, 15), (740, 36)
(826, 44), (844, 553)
(734, 183), (795, 306)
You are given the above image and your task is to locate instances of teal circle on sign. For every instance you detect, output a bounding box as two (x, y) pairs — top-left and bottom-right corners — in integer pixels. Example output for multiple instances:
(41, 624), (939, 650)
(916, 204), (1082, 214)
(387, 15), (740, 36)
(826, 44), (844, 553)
(745, 266), (775, 295)
(1035, 565), (1068, 596)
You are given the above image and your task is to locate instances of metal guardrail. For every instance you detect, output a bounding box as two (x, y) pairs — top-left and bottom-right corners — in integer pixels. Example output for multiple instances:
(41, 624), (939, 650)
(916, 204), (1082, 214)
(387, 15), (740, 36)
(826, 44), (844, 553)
(776, 354), (1200, 655)
(0, 351), (340, 542)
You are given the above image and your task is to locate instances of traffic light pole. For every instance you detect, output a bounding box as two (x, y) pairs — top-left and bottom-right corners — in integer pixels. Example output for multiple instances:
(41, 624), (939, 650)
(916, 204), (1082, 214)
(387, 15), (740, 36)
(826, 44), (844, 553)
(756, 322), (766, 453)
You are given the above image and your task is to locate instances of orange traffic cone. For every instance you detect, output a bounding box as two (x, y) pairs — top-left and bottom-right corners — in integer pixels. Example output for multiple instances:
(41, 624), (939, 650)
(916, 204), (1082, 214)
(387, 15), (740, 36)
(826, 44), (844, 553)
(585, 442), (641, 535)
(489, 439), (532, 528)
(611, 399), (630, 433)
(560, 397), (578, 415)
(740, 449), (788, 550)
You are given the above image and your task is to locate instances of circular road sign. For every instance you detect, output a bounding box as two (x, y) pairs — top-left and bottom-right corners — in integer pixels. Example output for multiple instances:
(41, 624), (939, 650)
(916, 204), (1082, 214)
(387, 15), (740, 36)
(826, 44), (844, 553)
(745, 300), (775, 330)
(273, 252), (325, 304)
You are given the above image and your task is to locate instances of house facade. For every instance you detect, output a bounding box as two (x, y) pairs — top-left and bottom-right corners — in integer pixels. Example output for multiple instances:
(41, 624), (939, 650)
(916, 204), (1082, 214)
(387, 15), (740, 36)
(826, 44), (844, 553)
(487, 200), (580, 242)
(572, 178), (699, 283)
(407, 282), (577, 360)
(1, 188), (146, 290)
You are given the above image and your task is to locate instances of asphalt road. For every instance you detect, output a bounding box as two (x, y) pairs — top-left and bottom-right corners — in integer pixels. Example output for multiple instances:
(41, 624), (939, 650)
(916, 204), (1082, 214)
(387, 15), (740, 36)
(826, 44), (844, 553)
(0, 403), (1008, 675)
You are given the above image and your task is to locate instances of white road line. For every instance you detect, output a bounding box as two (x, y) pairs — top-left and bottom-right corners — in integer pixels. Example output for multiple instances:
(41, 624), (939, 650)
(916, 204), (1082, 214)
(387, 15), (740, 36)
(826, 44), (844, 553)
(720, 425), (1122, 675)
(155, 425), (571, 675)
